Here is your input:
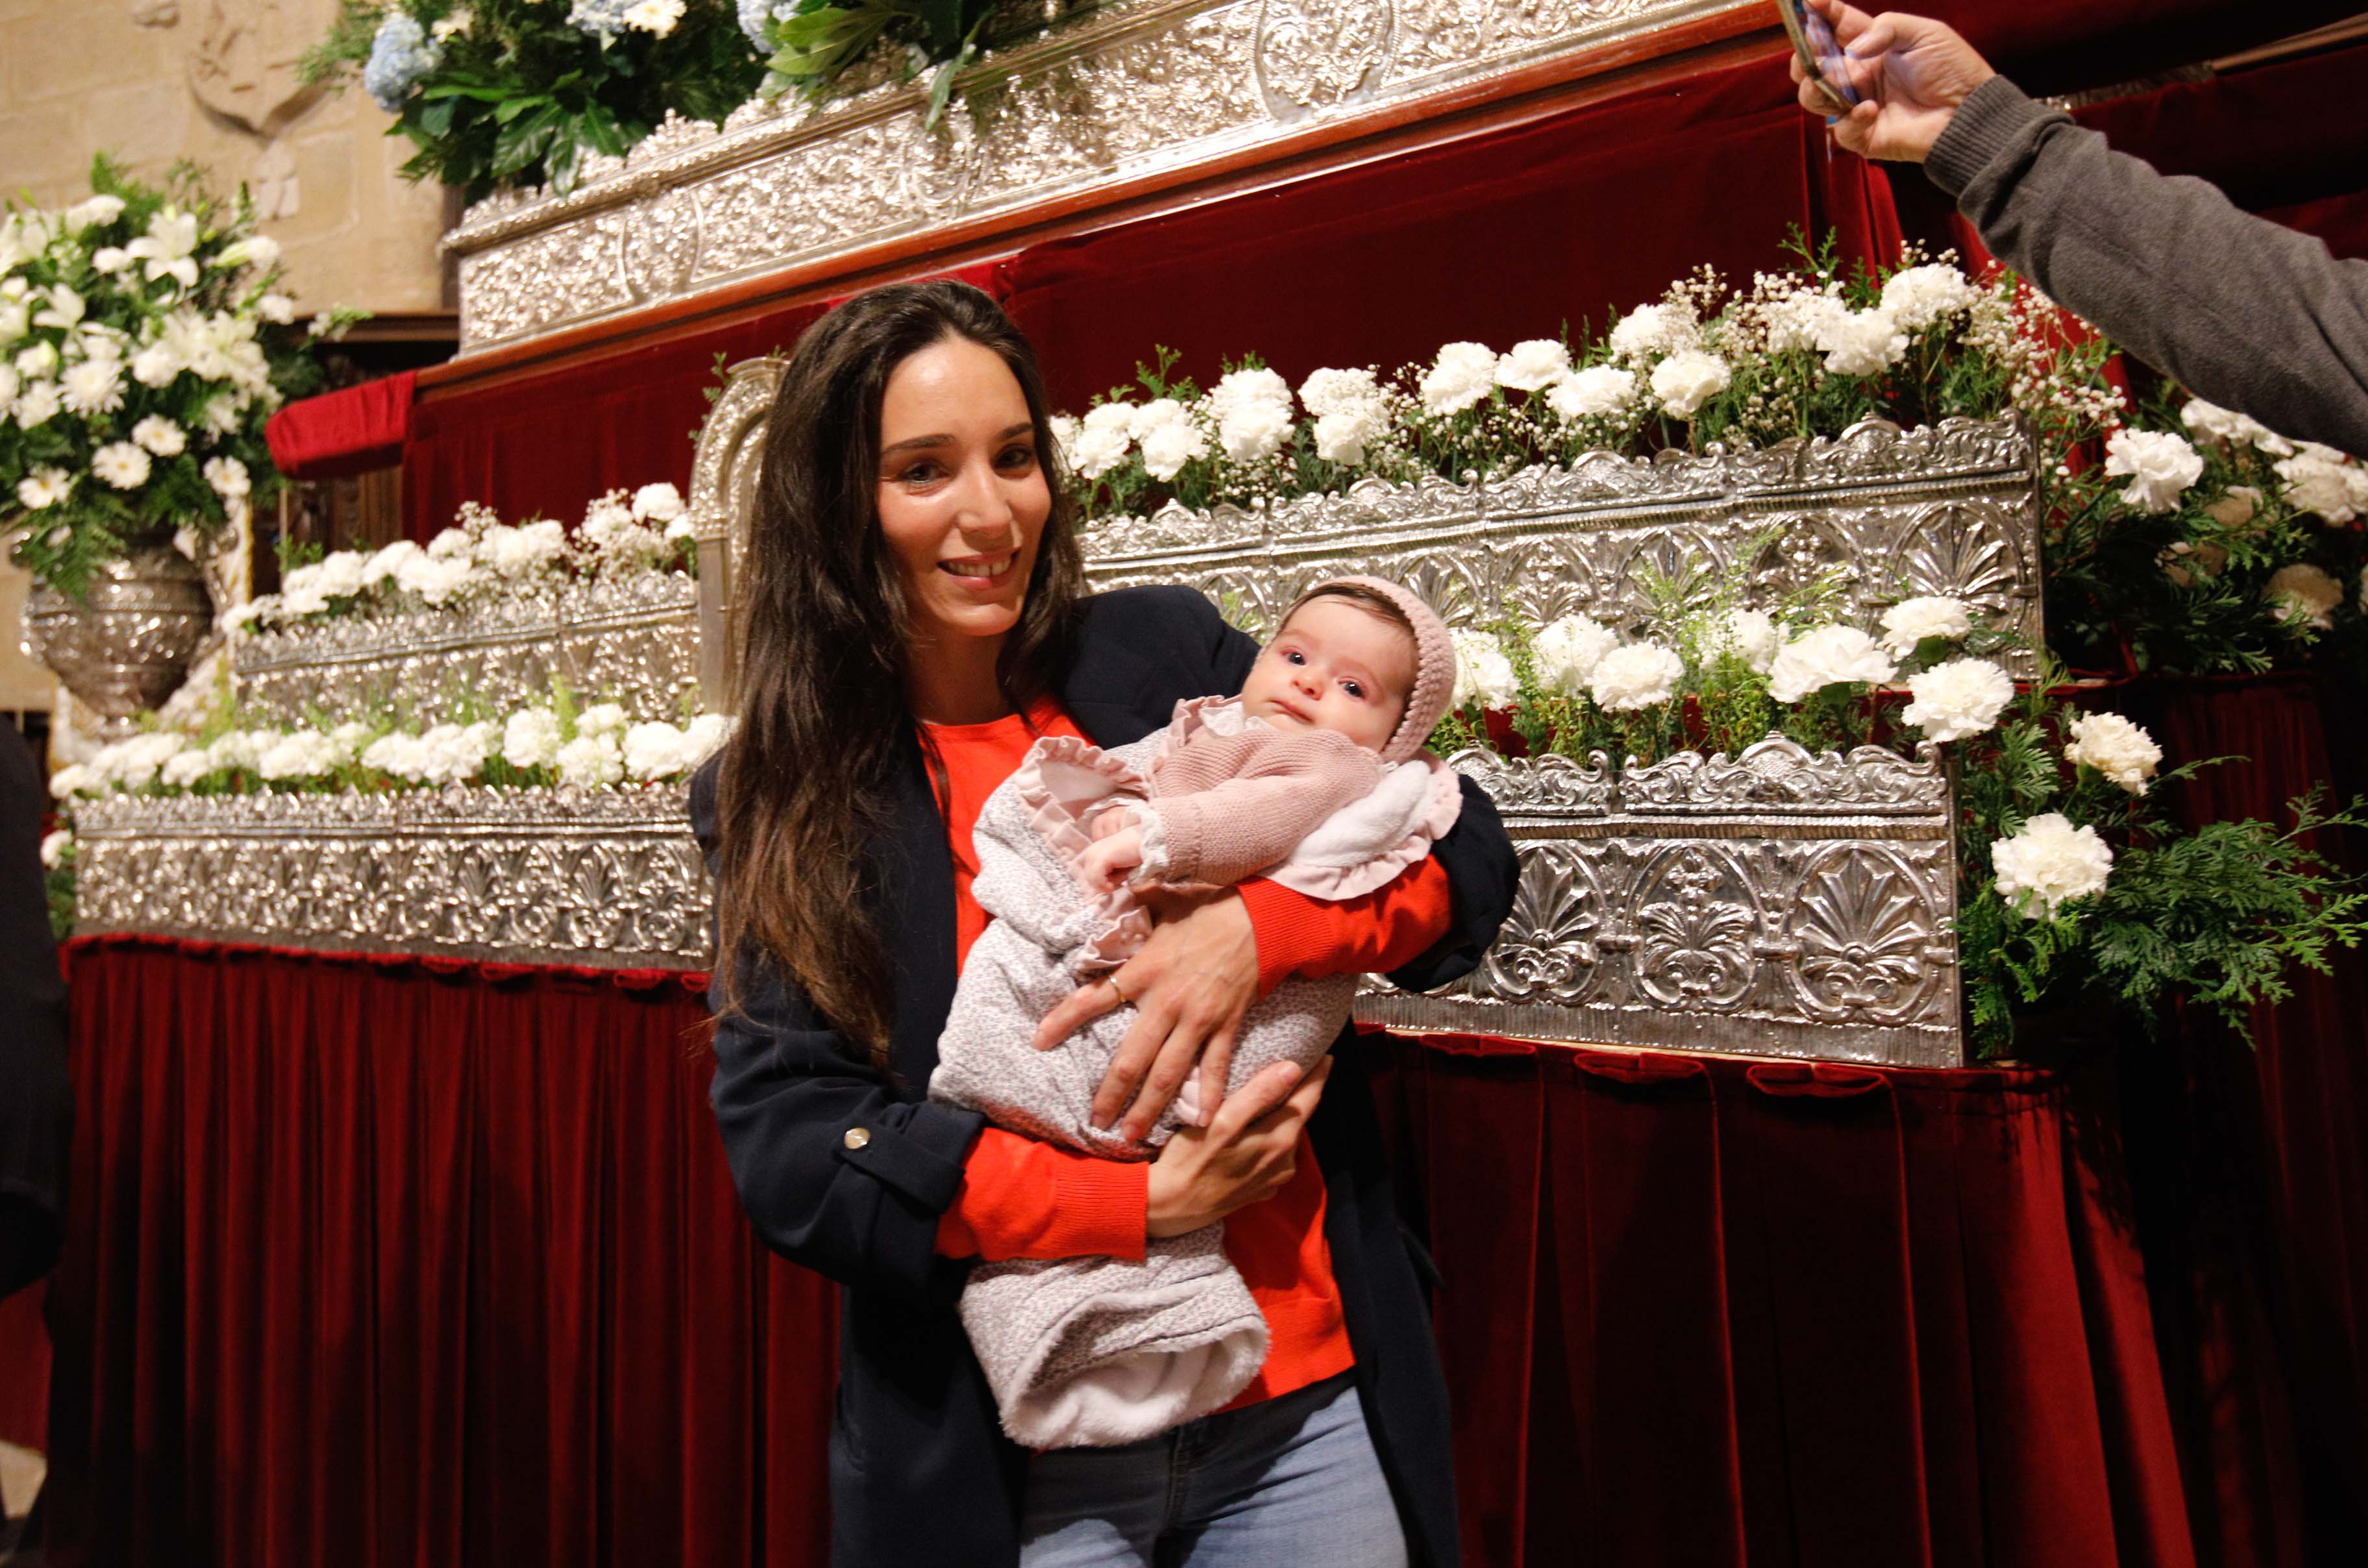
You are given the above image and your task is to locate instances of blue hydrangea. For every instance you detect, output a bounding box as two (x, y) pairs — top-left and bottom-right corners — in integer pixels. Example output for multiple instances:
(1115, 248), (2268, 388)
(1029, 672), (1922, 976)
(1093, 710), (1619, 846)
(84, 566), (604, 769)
(738, 0), (793, 52)
(362, 12), (443, 112)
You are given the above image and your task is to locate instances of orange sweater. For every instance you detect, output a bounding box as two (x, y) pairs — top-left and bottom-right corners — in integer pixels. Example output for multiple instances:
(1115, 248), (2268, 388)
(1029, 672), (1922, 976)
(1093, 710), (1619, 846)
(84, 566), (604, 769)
(924, 700), (1453, 1412)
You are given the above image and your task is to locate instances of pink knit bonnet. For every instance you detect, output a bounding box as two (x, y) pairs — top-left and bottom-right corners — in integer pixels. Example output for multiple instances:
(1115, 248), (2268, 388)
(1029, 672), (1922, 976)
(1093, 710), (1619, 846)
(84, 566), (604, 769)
(1279, 575), (1458, 764)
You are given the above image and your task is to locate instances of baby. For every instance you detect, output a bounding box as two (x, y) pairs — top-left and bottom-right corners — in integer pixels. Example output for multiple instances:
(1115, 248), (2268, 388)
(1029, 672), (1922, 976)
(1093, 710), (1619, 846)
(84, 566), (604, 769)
(930, 576), (1461, 1449)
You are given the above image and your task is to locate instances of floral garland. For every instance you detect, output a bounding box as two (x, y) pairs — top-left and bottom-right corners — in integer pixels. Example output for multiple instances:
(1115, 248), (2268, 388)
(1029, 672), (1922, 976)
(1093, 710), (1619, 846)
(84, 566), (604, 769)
(1, 157), (358, 597)
(1053, 241), (2368, 680)
(230, 481), (695, 633)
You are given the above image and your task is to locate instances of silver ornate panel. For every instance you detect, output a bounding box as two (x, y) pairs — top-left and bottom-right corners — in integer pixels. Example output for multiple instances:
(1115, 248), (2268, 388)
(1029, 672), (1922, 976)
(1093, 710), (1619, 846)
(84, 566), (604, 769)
(232, 572), (700, 724)
(1080, 417), (2047, 674)
(447, 0), (1747, 353)
(71, 785), (709, 969)
(1355, 736), (1962, 1067)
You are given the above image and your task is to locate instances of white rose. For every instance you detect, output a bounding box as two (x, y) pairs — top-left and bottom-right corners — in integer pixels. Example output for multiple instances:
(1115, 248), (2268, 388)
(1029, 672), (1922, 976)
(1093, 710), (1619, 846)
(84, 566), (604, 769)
(1877, 263), (1976, 331)
(2103, 428), (2206, 514)
(1877, 595), (1973, 656)
(555, 733), (625, 788)
(2265, 563), (2342, 631)
(1588, 641), (1686, 713)
(1702, 607), (1780, 674)
(1816, 308), (1908, 376)
(1766, 624), (1898, 703)
(92, 441), (153, 490)
(576, 702), (629, 738)
(1649, 349), (1731, 418)
(2064, 712), (2162, 794)
(203, 454), (251, 499)
(1990, 813), (2114, 919)
(1545, 365), (1638, 422)
(632, 482), (687, 522)
(40, 828), (72, 870)
(1901, 657), (2014, 743)
(502, 708), (563, 770)
(1448, 628), (1515, 710)
(1418, 341), (1499, 416)
(1531, 613), (1620, 693)
(1606, 302), (1699, 363)
(1494, 339), (1572, 393)
(2274, 451), (2361, 524)
(130, 415), (186, 457)
(623, 720), (693, 781)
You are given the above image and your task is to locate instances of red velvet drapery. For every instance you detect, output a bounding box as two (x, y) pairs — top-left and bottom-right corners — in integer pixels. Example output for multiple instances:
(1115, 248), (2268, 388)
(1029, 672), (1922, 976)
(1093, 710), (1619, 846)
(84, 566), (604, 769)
(25, 937), (2197, 1567)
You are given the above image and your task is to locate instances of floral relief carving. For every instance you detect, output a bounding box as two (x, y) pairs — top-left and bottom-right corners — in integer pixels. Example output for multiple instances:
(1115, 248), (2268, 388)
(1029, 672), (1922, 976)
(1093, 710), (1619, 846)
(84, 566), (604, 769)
(1782, 844), (1949, 1022)
(1631, 846), (1760, 1009)
(1253, 0), (1396, 115)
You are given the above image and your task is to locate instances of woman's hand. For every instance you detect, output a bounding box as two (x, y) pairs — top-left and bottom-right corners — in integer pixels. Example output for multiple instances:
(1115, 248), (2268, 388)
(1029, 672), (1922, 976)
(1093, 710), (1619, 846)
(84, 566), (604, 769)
(1033, 885), (1260, 1141)
(1145, 1059), (1331, 1238)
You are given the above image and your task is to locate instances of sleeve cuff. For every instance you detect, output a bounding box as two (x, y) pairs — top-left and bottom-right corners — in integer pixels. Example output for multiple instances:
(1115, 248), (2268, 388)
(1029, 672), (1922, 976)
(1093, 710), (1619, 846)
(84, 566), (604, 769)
(1237, 877), (1344, 996)
(934, 1129), (1150, 1262)
(1925, 75), (2056, 197)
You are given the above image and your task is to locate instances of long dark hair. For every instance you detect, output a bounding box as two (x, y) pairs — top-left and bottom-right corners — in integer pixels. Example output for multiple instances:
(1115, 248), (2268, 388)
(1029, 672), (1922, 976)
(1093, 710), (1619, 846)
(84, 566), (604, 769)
(711, 280), (1083, 1064)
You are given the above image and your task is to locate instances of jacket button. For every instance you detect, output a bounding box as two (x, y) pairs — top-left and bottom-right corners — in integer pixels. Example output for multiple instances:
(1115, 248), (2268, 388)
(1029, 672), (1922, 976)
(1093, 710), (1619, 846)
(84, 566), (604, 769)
(843, 1127), (871, 1150)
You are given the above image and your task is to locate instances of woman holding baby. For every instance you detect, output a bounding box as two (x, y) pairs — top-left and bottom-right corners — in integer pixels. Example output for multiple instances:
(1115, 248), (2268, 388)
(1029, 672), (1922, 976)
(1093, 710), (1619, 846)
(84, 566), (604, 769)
(693, 280), (1517, 1567)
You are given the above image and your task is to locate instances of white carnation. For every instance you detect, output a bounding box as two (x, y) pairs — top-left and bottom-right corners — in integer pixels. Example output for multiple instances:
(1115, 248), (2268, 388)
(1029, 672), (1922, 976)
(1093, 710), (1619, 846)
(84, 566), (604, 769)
(2274, 451), (2362, 524)
(1762, 289), (1849, 354)
(486, 519), (567, 577)
(65, 194), (125, 232)
(40, 828), (72, 870)
(1588, 641), (1685, 713)
(1606, 302), (1699, 363)
(312, 550), (369, 599)
(206, 729), (264, 772)
(1816, 308), (1908, 376)
(1531, 613), (1620, 693)
(162, 750), (214, 788)
(622, 0), (685, 34)
(396, 553), (475, 606)
(2064, 712), (2162, 794)
(415, 722), (492, 785)
(426, 524), (475, 560)
(1046, 413), (1080, 472)
(1494, 339), (1572, 393)
(2103, 429), (2205, 514)
(576, 702), (628, 738)
(555, 733), (624, 787)
(1068, 403), (1133, 478)
(258, 731), (344, 782)
(502, 708), (562, 770)
(1126, 398), (1189, 441)
(361, 732), (431, 782)
(1990, 813), (2114, 919)
(2202, 485), (2263, 532)
(2265, 563), (2342, 630)
(1649, 349), (1730, 418)
(92, 733), (186, 790)
(1208, 367), (1295, 463)
(1137, 417), (1208, 482)
(1545, 365), (1637, 421)
(1448, 628), (1515, 710)
(1877, 263), (1977, 331)
(1298, 367), (1383, 419)
(364, 539), (423, 585)
(131, 415), (186, 456)
(1313, 406), (1386, 465)
(1418, 341), (1499, 417)
(1702, 607), (1780, 674)
(2179, 398), (2291, 455)
(92, 441), (153, 490)
(1766, 624), (1898, 703)
(49, 764), (95, 800)
(684, 711), (734, 768)
(1878, 595), (1973, 655)
(1901, 657), (2014, 743)
(623, 720), (693, 781)
(130, 343), (181, 387)
(632, 482), (686, 522)
(256, 293), (298, 325)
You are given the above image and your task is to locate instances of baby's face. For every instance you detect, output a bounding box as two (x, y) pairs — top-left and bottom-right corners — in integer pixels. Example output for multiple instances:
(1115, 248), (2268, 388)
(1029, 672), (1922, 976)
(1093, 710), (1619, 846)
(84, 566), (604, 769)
(1240, 597), (1414, 753)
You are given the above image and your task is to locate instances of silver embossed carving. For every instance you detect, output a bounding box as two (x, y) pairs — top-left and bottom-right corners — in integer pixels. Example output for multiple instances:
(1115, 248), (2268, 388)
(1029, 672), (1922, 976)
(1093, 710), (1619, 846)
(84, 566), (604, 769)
(447, 0), (1742, 352)
(1355, 737), (1963, 1067)
(72, 783), (708, 969)
(1079, 417), (2048, 674)
(22, 543), (217, 738)
(232, 571), (700, 724)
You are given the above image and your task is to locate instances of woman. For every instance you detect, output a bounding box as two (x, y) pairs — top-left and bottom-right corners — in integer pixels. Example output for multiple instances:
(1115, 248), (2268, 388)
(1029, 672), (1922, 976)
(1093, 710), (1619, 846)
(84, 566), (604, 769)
(694, 280), (1518, 1567)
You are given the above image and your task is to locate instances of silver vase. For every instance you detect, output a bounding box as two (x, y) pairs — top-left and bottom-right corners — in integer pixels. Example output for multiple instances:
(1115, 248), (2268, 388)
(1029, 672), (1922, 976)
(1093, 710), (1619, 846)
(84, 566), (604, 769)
(21, 542), (216, 737)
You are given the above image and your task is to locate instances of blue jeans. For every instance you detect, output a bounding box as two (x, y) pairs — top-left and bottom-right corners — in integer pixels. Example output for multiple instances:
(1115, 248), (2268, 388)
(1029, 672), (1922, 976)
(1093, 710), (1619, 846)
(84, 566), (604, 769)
(1018, 1371), (1409, 1567)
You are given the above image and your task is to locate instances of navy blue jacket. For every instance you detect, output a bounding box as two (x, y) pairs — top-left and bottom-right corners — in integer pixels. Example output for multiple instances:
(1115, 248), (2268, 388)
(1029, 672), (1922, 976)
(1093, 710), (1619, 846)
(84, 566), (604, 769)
(693, 585), (1519, 1567)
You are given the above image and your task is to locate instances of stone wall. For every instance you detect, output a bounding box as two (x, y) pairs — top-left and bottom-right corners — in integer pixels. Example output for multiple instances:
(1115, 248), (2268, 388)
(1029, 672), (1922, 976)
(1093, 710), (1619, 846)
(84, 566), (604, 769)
(0, 0), (447, 315)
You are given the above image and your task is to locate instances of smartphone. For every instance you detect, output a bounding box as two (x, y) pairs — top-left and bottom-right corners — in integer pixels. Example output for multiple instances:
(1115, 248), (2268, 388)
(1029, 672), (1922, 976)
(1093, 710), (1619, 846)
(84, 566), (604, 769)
(1779, 0), (1860, 113)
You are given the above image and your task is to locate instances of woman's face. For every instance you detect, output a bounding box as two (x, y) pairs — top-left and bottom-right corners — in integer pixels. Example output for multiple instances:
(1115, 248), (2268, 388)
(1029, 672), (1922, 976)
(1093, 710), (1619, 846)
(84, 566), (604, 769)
(874, 335), (1050, 651)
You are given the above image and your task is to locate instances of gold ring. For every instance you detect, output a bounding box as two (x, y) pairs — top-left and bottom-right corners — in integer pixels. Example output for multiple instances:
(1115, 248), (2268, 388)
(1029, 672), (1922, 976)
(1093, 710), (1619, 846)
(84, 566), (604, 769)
(1107, 974), (1131, 1006)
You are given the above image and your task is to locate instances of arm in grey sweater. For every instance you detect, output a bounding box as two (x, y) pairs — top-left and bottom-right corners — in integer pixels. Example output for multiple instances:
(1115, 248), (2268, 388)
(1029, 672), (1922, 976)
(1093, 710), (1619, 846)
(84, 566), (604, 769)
(1928, 76), (2368, 455)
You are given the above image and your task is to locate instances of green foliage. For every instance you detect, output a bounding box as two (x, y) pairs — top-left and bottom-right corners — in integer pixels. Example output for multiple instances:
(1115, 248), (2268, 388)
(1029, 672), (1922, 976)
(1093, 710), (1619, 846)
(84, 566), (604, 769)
(304, 3), (766, 199)
(762, 1), (1080, 129)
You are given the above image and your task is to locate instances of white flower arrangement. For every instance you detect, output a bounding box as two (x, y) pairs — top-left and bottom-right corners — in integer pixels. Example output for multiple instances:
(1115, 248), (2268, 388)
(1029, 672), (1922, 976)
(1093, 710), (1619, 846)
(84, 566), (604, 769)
(1765, 625), (1897, 705)
(3, 157), (356, 596)
(2263, 562), (2343, 631)
(2102, 428), (2206, 515)
(1990, 813), (2114, 920)
(2063, 712), (2162, 795)
(232, 486), (696, 636)
(1878, 596), (1973, 657)
(1901, 657), (2015, 744)
(1586, 641), (1686, 713)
